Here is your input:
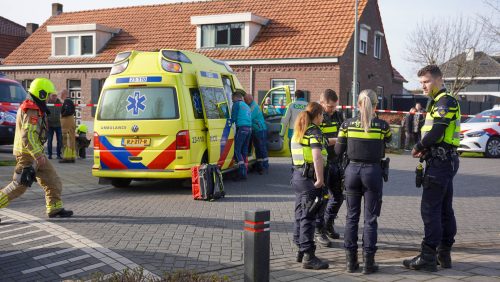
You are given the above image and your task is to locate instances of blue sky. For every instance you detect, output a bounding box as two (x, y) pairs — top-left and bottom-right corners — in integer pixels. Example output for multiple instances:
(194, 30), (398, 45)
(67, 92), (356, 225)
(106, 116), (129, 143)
(2, 0), (495, 89)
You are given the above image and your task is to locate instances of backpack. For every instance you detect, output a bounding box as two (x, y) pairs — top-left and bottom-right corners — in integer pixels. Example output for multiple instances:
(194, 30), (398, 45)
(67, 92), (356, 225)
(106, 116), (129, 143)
(192, 164), (225, 201)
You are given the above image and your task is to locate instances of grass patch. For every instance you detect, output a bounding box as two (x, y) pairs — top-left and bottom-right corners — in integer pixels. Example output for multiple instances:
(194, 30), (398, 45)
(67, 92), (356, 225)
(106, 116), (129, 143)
(0, 160), (16, 166)
(83, 268), (230, 282)
(459, 152), (484, 158)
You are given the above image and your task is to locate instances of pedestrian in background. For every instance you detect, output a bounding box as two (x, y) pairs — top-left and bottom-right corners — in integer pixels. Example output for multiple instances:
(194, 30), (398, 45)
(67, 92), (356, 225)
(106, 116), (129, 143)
(402, 107), (416, 151)
(46, 93), (62, 160)
(59, 89), (76, 163)
(231, 89), (252, 181)
(335, 89), (392, 274)
(413, 103), (425, 142)
(244, 93), (269, 174)
(291, 102), (329, 270)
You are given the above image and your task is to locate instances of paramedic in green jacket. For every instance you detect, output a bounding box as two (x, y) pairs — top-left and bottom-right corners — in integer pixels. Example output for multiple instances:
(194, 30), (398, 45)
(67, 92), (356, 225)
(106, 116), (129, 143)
(231, 90), (253, 180)
(244, 93), (269, 174)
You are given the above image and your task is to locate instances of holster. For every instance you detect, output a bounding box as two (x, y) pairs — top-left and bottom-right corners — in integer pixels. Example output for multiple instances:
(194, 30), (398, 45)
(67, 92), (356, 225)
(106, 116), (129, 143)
(302, 163), (316, 180)
(380, 158), (390, 182)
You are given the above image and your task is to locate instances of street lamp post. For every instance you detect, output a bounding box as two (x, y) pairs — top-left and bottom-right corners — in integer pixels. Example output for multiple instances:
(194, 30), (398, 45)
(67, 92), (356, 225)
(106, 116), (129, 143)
(352, 0), (359, 117)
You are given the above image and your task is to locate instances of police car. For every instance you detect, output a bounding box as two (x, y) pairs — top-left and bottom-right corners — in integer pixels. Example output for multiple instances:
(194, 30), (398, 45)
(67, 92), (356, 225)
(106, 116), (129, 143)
(0, 78), (27, 145)
(459, 107), (500, 158)
(93, 50), (288, 187)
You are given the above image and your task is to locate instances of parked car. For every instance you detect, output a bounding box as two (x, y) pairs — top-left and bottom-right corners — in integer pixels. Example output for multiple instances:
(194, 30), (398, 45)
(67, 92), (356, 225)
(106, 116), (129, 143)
(459, 108), (500, 158)
(0, 78), (27, 145)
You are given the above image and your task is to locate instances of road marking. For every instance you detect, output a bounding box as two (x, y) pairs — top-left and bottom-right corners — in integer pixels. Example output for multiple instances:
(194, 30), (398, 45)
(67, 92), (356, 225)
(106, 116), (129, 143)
(0, 224), (31, 234)
(0, 229), (43, 240)
(0, 241), (66, 258)
(22, 254), (92, 274)
(12, 234), (53, 245)
(0, 209), (159, 279)
(60, 262), (106, 278)
(34, 247), (77, 260)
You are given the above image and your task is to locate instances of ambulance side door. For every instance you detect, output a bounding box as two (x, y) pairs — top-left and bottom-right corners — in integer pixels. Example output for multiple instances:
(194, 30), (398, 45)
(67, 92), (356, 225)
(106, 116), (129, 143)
(197, 71), (235, 169)
(259, 86), (291, 156)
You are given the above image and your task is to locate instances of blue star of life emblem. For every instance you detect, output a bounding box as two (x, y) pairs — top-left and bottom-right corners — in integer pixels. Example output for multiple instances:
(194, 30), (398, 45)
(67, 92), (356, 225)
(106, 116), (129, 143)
(127, 91), (146, 115)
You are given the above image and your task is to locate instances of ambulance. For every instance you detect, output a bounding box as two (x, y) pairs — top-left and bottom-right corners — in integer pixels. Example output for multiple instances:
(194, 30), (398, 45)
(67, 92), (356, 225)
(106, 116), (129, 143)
(93, 49), (294, 187)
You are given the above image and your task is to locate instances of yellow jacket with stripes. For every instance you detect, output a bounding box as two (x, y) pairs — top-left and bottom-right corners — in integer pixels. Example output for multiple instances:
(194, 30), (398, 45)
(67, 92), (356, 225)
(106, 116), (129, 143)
(13, 99), (47, 159)
(335, 117), (392, 163)
(291, 124), (328, 166)
(420, 91), (461, 147)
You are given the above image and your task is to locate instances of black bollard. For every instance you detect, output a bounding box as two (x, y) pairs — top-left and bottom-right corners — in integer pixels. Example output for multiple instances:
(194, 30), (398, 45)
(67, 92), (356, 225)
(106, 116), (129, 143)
(244, 209), (270, 282)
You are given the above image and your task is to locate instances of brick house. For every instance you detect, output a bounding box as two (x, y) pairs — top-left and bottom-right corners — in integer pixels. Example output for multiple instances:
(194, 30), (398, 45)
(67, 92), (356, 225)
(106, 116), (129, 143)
(0, 0), (405, 126)
(0, 17), (36, 64)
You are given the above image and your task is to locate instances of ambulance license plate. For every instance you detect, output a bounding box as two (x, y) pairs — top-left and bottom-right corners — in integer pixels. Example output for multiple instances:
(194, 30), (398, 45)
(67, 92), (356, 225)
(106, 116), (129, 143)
(122, 138), (151, 147)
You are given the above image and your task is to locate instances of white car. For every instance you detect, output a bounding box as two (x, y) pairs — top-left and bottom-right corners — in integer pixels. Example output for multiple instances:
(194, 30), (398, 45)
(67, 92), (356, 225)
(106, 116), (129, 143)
(459, 109), (500, 158)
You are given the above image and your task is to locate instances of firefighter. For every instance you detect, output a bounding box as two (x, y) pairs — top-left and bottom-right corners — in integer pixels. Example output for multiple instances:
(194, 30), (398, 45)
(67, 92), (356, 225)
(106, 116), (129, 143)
(315, 89), (345, 247)
(231, 90), (252, 180)
(280, 90), (308, 140)
(403, 65), (460, 272)
(244, 93), (269, 174)
(59, 89), (76, 163)
(291, 102), (329, 270)
(0, 78), (74, 220)
(334, 89), (392, 274)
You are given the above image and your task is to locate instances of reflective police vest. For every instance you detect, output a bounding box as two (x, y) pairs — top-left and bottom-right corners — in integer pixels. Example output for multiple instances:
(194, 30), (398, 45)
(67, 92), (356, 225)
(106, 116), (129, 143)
(337, 117), (392, 162)
(291, 124), (328, 166)
(320, 111), (343, 159)
(421, 92), (461, 147)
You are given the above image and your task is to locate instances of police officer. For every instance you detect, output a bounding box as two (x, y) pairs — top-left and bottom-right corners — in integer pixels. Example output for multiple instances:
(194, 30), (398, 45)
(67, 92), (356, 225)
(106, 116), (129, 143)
(0, 78), (74, 220)
(334, 89), (391, 274)
(315, 89), (345, 247)
(231, 90), (252, 180)
(244, 93), (269, 174)
(403, 65), (460, 272)
(280, 90), (308, 140)
(291, 102), (329, 270)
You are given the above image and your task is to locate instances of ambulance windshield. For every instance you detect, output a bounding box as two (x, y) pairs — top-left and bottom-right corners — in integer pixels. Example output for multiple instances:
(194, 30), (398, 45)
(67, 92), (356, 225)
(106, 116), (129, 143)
(97, 87), (179, 120)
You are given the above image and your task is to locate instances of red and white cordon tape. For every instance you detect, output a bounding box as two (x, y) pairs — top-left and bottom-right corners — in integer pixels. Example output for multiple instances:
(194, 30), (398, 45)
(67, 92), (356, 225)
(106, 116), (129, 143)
(1, 102), (498, 119)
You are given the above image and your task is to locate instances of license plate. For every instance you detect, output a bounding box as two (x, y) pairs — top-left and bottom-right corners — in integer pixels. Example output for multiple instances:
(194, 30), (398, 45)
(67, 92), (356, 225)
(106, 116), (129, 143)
(122, 138), (151, 147)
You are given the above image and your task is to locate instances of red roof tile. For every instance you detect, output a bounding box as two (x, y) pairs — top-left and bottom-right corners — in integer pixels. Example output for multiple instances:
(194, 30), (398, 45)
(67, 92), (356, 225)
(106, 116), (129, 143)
(4, 0), (369, 65)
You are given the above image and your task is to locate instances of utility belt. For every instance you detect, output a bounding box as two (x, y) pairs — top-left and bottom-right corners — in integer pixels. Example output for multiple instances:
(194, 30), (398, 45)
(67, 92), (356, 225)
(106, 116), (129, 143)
(422, 145), (458, 162)
(293, 163), (316, 180)
(348, 158), (390, 182)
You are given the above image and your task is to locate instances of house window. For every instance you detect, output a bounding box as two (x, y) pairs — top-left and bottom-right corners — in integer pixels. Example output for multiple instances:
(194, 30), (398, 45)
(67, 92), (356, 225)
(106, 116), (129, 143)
(68, 80), (82, 125)
(374, 32), (383, 59)
(359, 27), (369, 54)
(271, 79), (296, 93)
(53, 35), (94, 57)
(22, 79), (33, 91)
(202, 23), (244, 48)
(376, 86), (384, 109)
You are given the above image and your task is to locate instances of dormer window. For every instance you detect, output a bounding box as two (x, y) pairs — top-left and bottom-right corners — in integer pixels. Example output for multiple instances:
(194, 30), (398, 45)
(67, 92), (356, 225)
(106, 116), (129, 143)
(48, 24), (120, 57)
(192, 13), (269, 49)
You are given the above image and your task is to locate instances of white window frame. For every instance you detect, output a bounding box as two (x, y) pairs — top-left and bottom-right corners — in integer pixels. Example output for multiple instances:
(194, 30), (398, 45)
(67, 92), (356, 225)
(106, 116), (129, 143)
(271, 79), (296, 92)
(201, 23), (245, 48)
(359, 24), (370, 55)
(51, 33), (96, 58)
(374, 31), (384, 59)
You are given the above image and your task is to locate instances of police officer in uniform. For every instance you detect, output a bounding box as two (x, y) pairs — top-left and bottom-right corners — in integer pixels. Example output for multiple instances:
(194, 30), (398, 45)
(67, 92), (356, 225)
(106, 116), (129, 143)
(291, 102), (329, 270)
(403, 65), (460, 272)
(315, 89), (345, 246)
(335, 89), (391, 274)
(0, 78), (74, 220)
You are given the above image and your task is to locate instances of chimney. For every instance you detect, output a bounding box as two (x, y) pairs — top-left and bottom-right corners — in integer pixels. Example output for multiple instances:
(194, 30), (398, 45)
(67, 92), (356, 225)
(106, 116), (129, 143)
(52, 3), (63, 16)
(26, 23), (39, 35)
(466, 47), (475, 61)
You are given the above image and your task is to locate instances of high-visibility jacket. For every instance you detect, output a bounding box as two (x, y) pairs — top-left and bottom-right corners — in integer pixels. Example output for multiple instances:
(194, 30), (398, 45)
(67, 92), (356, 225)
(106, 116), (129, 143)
(320, 111), (344, 159)
(13, 98), (47, 159)
(291, 124), (328, 166)
(421, 90), (461, 147)
(280, 98), (307, 136)
(336, 117), (392, 163)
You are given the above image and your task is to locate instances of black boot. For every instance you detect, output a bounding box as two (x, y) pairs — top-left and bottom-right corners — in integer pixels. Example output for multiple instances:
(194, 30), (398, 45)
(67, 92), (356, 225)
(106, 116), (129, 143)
(403, 243), (438, 272)
(345, 250), (360, 273)
(48, 208), (74, 218)
(437, 245), (452, 268)
(303, 249), (329, 270)
(315, 228), (333, 247)
(296, 251), (304, 263)
(325, 218), (340, 240)
(363, 252), (379, 274)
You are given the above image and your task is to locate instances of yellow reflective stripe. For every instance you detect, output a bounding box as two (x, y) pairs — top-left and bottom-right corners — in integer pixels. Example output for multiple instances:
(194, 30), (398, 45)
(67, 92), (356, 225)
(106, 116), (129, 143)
(347, 131), (384, 139)
(321, 126), (338, 133)
(0, 192), (10, 208)
(46, 200), (63, 213)
(347, 127), (382, 132)
(27, 124), (43, 155)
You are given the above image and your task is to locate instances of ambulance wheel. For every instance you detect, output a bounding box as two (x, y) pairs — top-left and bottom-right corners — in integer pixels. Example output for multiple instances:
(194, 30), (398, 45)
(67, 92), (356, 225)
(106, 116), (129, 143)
(111, 178), (132, 188)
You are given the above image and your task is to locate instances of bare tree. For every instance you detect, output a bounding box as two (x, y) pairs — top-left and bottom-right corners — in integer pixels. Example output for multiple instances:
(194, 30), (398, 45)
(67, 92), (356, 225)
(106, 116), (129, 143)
(405, 15), (490, 96)
(479, 0), (500, 47)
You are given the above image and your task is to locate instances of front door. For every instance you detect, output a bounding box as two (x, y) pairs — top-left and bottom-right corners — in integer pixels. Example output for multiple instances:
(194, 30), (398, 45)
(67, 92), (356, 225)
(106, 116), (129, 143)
(197, 71), (235, 169)
(260, 86), (292, 157)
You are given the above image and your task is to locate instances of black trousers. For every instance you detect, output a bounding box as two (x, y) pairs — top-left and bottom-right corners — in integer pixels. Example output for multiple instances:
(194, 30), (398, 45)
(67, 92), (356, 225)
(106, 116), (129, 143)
(343, 162), (383, 254)
(421, 154), (459, 249)
(316, 160), (344, 229)
(292, 169), (321, 252)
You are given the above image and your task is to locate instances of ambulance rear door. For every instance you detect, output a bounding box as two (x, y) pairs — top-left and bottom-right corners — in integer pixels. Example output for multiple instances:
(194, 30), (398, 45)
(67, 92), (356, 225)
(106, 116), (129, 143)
(197, 71), (235, 169)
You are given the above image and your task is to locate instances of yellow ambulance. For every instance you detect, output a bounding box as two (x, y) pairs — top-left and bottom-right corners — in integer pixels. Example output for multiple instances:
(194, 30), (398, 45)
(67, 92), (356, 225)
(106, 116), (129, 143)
(93, 49), (247, 187)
